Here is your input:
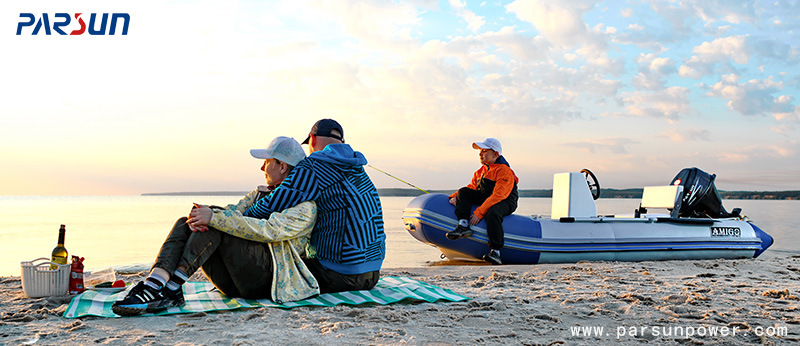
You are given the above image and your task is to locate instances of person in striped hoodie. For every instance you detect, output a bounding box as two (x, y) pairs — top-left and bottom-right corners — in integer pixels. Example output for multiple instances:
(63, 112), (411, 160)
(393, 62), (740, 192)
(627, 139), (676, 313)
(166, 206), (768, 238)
(244, 119), (385, 293)
(112, 137), (319, 316)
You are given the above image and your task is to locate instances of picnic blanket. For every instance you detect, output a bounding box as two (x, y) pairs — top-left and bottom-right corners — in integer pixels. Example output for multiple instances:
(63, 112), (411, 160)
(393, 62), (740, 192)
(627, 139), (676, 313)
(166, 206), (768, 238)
(63, 276), (469, 318)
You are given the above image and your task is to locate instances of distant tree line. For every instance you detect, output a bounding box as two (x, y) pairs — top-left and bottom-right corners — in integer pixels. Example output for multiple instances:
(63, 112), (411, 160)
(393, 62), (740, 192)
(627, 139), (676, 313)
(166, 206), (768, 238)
(143, 189), (800, 200)
(717, 191), (800, 200)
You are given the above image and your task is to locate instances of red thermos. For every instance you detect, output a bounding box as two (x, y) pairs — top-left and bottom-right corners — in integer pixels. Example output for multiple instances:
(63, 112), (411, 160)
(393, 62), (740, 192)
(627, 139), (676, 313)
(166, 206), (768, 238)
(69, 256), (85, 294)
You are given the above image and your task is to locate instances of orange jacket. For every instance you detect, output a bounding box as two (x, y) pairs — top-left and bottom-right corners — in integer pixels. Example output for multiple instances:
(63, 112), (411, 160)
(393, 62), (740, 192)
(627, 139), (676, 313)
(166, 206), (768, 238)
(449, 156), (519, 219)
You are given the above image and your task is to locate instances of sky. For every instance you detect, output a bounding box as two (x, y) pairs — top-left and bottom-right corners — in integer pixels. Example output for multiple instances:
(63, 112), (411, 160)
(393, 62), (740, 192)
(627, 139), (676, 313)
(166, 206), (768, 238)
(1, 0), (798, 195)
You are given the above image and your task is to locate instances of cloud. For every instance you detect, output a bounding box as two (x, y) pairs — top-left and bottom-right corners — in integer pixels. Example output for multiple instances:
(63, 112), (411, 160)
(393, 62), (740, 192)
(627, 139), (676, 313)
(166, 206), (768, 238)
(628, 23), (644, 31)
(621, 87), (693, 121)
(402, 25), (623, 126)
(750, 38), (800, 63)
(621, 7), (634, 18)
(506, 0), (597, 48)
(718, 152), (750, 163)
(715, 140), (795, 164)
(564, 137), (639, 154)
(690, 0), (758, 24)
(679, 35), (798, 79)
(449, 0), (486, 33)
(773, 104), (800, 123)
(768, 143), (795, 157)
(647, 0), (704, 37)
(706, 74), (796, 117)
(632, 53), (677, 90)
(693, 36), (750, 64)
(506, 0), (621, 72)
(770, 124), (798, 134)
(659, 128), (711, 142)
(703, 24), (731, 36)
(678, 35), (750, 79)
(303, 0), (423, 45)
(472, 26), (551, 62)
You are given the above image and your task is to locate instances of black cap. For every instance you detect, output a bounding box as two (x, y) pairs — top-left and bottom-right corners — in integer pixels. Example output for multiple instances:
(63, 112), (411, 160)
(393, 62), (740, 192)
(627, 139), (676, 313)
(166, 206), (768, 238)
(302, 119), (344, 144)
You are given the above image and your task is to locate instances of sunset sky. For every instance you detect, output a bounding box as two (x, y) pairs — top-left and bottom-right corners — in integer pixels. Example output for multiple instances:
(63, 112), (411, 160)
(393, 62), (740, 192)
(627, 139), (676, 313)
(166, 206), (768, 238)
(1, 0), (798, 195)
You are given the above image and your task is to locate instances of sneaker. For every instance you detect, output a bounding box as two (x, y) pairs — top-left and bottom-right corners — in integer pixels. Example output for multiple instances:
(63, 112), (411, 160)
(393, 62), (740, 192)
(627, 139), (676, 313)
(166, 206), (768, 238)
(111, 281), (170, 316)
(163, 286), (185, 308)
(483, 250), (502, 265)
(446, 225), (473, 240)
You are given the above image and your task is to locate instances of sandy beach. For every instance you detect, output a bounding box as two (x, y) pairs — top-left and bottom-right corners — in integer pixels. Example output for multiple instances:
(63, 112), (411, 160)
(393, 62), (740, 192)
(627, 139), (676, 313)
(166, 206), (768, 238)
(2, 255), (798, 345)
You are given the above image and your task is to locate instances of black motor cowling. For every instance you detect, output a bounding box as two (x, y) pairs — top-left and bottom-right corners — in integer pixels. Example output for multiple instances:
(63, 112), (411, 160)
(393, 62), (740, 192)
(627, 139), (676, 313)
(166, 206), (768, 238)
(669, 167), (739, 218)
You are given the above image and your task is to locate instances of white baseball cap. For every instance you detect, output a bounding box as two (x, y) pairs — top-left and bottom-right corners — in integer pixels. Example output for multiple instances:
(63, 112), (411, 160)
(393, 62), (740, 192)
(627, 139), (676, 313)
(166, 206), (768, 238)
(250, 136), (306, 166)
(472, 138), (502, 155)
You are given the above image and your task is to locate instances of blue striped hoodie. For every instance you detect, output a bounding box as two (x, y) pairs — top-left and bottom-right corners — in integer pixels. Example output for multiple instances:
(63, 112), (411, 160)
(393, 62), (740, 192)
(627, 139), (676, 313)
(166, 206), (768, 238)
(244, 144), (385, 275)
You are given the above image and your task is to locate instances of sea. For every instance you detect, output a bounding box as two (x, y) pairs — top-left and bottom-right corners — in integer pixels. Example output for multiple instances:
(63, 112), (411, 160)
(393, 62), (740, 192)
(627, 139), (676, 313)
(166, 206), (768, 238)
(1, 196), (797, 277)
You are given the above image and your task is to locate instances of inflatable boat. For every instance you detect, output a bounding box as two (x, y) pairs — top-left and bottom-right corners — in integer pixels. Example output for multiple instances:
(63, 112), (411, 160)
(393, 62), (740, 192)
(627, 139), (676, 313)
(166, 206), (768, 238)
(402, 168), (774, 264)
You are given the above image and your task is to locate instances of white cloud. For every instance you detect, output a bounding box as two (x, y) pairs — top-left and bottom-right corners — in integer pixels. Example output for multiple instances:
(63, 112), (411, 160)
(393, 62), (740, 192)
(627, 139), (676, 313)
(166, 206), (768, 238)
(704, 24), (731, 36)
(477, 26), (551, 62)
(750, 38), (800, 63)
(506, 0), (620, 72)
(628, 23), (644, 31)
(648, 0), (768, 35)
(689, 0), (758, 25)
(400, 24), (623, 126)
(659, 128), (711, 142)
(678, 35), (798, 80)
(632, 53), (677, 90)
(622, 87), (693, 121)
(648, 0), (698, 36)
(714, 140), (795, 165)
(302, 0), (422, 45)
(773, 105), (800, 123)
(506, 0), (597, 48)
(768, 143), (794, 157)
(707, 74), (796, 117)
(621, 7), (634, 18)
(694, 35), (750, 64)
(449, 0), (486, 33)
(564, 137), (639, 154)
(678, 35), (750, 79)
(718, 152), (750, 163)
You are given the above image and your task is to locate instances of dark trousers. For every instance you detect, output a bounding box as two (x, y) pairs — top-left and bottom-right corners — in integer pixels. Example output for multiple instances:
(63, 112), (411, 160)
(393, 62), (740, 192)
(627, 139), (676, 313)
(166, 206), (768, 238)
(454, 187), (517, 250)
(302, 257), (379, 293)
(152, 217), (274, 300)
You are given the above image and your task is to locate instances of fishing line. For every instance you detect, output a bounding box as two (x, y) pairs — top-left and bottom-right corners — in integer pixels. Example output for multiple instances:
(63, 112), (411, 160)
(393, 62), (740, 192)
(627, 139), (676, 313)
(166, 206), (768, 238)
(367, 164), (429, 194)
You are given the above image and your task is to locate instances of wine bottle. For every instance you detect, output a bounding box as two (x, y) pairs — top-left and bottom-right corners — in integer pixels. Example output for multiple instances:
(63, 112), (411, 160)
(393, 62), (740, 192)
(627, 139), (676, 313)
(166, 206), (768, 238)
(50, 224), (69, 270)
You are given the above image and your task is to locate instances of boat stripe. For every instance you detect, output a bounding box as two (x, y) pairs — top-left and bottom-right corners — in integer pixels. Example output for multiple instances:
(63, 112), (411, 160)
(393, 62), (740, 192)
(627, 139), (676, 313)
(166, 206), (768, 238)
(405, 206), (764, 253)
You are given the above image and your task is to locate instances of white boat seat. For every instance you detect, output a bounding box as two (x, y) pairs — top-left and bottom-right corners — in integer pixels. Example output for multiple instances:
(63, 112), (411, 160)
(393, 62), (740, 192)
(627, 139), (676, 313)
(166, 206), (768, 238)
(639, 185), (683, 218)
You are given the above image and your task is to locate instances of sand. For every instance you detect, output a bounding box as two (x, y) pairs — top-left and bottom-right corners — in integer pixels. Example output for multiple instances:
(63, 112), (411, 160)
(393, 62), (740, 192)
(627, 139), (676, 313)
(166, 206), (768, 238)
(2, 255), (799, 345)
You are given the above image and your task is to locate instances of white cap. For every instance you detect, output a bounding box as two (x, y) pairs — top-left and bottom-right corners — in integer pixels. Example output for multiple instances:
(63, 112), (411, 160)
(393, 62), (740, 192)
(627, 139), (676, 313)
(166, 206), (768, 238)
(250, 136), (306, 166)
(472, 138), (502, 155)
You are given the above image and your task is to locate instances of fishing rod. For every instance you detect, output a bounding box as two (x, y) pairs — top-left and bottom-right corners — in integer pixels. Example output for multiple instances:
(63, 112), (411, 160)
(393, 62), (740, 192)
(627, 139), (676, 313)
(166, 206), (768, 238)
(367, 164), (429, 194)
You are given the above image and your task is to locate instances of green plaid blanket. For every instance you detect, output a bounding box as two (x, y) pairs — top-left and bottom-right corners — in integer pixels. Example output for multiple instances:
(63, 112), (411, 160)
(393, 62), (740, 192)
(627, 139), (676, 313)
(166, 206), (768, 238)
(63, 276), (469, 318)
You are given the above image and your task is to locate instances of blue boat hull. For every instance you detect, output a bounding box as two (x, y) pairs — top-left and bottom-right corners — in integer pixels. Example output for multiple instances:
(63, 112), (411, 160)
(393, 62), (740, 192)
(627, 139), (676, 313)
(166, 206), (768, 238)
(402, 193), (773, 264)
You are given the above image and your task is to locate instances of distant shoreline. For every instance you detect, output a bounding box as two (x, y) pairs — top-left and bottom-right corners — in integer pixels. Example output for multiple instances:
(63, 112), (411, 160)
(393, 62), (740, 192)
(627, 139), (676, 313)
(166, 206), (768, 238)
(143, 188), (800, 200)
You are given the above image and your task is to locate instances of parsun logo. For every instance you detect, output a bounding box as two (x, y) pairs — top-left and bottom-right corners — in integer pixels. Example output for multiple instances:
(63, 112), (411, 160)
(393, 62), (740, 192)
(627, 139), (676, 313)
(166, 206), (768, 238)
(16, 13), (130, 35)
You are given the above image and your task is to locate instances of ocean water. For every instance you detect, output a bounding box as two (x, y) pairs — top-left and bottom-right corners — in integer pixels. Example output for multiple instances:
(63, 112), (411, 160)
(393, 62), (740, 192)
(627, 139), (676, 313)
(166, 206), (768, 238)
(1, 196), (797, 277)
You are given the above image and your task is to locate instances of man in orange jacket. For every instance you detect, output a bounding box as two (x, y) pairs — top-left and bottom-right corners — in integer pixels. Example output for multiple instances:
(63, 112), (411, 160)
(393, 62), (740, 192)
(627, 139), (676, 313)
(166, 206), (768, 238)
(446, 138), (519, 265)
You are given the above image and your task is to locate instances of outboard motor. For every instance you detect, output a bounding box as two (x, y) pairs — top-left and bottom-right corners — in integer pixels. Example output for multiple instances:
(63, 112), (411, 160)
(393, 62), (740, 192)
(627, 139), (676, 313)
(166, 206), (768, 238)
(670, 167), (740, 218)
